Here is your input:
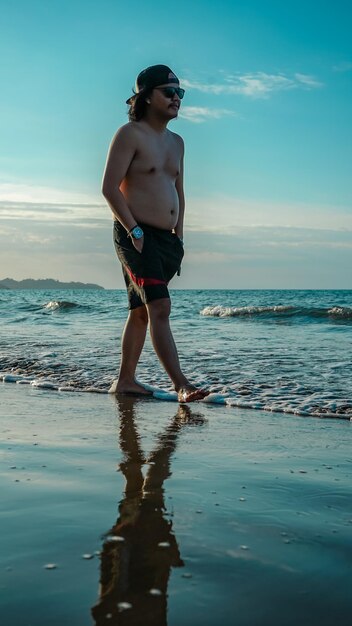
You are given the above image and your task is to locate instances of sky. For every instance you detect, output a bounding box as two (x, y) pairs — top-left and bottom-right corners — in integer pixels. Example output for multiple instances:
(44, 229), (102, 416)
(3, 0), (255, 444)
(0, 0), (351, 289)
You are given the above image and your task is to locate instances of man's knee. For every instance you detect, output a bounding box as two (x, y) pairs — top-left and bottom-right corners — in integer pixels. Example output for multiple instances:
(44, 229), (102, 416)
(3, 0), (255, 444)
(129, 305), (148, 325)
(147, 298), (171, 321)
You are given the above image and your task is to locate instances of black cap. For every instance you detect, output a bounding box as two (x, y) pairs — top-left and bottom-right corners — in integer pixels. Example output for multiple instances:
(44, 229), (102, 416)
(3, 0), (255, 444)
(126, 65), (179, 104)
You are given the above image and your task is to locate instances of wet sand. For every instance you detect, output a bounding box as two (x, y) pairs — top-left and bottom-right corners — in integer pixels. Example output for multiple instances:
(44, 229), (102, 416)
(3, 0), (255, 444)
(1, 383), (352, 626)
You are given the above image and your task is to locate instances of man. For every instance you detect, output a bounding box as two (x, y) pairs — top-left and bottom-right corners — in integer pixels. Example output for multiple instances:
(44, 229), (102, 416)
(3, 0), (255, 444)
(102, 64), (208, 403)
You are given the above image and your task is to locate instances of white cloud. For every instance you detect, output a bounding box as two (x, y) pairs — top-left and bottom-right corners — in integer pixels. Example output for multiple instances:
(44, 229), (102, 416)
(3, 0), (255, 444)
(181, 71), (323, 99)
(25, 233), (62, 245)
(0, 181), (100, 204)
(179, 106), (236, 123)
(0, 200), (108, 224)
(332, 61), (352, 73)
(185, 195), (352, 233)
(0, 181), (109, 226)
(294, 73), (323, 87)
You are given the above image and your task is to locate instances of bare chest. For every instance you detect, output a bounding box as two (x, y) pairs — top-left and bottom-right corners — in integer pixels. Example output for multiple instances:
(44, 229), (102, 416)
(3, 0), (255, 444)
(128, 136), (181, 180)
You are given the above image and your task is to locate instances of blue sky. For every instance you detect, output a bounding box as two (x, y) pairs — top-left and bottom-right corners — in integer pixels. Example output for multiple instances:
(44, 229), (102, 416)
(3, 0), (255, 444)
(1, 0), (351, 288)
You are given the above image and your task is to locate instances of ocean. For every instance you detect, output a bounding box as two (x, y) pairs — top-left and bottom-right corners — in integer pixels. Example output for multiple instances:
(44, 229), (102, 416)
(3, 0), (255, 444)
(1, 289), (351, 420)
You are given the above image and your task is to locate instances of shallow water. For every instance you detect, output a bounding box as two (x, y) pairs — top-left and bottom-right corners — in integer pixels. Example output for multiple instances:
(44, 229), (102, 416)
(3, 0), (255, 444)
(1, 385), (352, 625)
(1, 289), (352, 419)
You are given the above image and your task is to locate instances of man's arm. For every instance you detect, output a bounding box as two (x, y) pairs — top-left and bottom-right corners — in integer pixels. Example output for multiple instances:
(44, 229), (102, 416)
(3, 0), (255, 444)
(174, 138), (185, 240)
(102, 124), (141, 238)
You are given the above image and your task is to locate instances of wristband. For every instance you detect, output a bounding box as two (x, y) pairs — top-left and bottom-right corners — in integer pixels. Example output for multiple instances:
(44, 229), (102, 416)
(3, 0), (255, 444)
(128, 225), (144, 240)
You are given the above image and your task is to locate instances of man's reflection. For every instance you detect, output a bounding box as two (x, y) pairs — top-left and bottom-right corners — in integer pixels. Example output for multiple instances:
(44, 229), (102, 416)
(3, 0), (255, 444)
(92, 396), (205, 625)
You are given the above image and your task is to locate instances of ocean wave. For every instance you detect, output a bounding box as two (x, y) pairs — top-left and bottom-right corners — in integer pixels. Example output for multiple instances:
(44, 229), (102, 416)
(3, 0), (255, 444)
(43, 300), (84, 312)
(200, 305), (352, 321)
(327, 306), (352, 319)
(201, 305), (294, 317)
(5, 300), (88, 314)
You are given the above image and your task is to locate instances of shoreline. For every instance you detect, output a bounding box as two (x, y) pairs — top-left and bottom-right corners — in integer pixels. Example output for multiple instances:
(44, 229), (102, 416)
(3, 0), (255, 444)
(1, 377), (351, 420)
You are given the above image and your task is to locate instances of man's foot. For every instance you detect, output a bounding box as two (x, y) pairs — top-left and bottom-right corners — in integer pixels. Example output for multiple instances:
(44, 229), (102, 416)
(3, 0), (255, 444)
(111, 379), (152, 396)
(177, 387), (209, 403)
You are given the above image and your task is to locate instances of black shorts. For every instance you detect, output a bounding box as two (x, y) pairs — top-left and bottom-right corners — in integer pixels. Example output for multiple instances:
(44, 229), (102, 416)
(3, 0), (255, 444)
(113, 221), (184, 309)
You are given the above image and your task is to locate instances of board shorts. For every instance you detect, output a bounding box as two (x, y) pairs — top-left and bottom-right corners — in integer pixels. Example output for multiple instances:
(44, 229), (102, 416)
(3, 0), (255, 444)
(113, 220), (184, 309)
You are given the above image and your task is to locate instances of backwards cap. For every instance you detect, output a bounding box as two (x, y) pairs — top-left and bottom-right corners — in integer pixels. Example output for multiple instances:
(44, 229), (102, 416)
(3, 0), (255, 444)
(126, 64), (179, 104)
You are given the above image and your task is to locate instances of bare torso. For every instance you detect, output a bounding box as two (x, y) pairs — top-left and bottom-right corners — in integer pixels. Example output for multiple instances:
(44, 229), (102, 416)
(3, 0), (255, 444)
(119, 121), (183, 230)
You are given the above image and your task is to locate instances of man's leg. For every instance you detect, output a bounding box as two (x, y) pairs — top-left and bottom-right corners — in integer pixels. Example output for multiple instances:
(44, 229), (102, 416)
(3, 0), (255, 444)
(146, 298), (208, 402)
(115, 305), (150, 394)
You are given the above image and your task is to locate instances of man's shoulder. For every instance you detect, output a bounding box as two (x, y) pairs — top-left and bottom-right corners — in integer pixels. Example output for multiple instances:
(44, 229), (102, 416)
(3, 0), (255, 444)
(168, 130), (184, 149)
(110, 122), (144, 150)
(115, 121), (141, 138)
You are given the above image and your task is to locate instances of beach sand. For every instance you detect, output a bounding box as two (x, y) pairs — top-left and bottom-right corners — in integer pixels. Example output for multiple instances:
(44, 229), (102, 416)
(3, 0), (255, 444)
(1, 383), (351, 626)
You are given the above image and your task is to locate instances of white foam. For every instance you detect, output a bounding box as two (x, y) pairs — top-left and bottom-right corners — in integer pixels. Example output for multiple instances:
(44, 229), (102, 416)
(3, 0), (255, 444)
(108, 379), (118, 394)
(200, 305), (294, 318)
(31, 380), (58, 390)
(44, 301), (60, 311)
(201, 393), (228, 404)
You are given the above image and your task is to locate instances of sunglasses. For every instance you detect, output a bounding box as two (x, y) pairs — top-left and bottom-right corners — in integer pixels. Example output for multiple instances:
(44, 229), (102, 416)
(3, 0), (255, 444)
(155, 87), (185, 99)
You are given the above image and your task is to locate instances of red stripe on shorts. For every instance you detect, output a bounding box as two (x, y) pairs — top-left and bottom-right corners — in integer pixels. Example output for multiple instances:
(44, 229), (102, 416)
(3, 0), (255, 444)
(126, 266), (166, 288)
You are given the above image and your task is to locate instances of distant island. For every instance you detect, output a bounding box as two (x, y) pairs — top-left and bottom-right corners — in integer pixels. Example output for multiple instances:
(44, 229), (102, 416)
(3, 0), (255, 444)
(0, 278), (105, 290)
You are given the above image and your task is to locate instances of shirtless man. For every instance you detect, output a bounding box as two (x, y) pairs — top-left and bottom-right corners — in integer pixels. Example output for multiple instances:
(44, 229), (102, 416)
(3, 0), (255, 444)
(102, 64), (208, 403)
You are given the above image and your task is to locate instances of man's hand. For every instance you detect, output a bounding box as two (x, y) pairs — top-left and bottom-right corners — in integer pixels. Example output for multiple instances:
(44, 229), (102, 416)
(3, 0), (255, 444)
(132, 236), (144, 254)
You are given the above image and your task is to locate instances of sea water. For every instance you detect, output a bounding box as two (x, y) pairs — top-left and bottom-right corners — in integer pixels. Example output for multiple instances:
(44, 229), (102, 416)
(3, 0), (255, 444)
(1, 289), (351, 419)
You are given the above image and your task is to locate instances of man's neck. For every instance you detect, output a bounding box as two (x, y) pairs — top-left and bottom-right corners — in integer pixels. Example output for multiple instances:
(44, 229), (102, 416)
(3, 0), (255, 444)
(142, 111), (169, 134)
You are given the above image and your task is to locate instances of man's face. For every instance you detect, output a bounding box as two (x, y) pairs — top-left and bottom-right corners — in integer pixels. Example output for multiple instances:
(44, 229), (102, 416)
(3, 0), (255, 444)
(149, 83), (183, 120)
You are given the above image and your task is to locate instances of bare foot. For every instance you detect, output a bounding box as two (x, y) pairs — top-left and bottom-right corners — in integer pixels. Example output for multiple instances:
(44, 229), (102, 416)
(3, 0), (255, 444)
(177, 387), (209, 403)
(110, 379), (152, 396)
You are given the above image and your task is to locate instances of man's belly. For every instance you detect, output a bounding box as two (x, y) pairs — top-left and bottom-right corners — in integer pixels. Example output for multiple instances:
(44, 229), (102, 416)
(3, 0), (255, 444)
(122, 182), (180, 230)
